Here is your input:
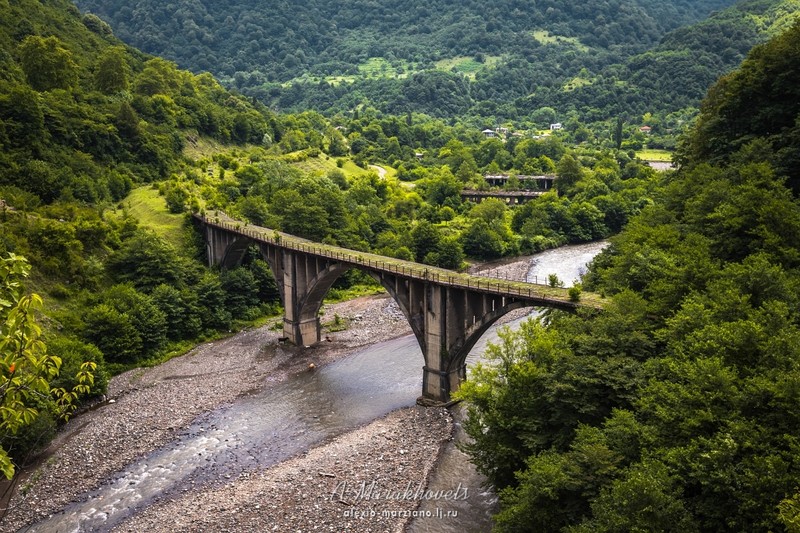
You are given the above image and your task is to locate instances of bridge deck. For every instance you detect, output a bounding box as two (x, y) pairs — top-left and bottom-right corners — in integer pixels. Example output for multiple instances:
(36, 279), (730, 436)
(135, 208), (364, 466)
(198, 212), (606, 311)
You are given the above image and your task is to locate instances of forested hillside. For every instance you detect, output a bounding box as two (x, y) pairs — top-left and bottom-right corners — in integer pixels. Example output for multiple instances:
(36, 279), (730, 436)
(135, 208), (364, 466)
(456, 21), (800, 532)
(3, 0), (798, 515)
(74, 0), (733, 80)
(0, 0), (281, 475)
(568, 0), (800, 118)
(73, 0), (800, 123)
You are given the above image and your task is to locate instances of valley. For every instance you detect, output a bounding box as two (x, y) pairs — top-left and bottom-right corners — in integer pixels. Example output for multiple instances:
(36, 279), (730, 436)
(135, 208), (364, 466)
(2, 0), (800, 530)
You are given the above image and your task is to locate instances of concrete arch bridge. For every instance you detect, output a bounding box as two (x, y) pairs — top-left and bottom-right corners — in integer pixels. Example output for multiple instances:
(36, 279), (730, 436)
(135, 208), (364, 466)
(195, 212), (604, 403)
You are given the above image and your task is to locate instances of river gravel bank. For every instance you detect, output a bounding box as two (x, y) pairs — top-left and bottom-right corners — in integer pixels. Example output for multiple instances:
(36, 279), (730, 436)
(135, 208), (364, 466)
(111, 407), (453, 533)
(2, 256), (533, 531)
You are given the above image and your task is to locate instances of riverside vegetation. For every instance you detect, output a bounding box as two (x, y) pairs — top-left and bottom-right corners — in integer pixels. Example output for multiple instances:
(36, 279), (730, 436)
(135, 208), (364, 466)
(455, 21), (800, 532)
(0, 0), (799, 531)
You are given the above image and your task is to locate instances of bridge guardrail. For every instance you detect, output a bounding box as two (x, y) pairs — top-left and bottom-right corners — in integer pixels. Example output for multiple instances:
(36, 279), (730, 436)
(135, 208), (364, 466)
(201, 213), (603, 309)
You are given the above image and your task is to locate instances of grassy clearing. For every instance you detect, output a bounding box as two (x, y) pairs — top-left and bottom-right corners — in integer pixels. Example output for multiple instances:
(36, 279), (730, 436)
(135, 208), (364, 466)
(562, 76), (592, 92)
(120, 186), (186, 249)
(636, 149), (673, 162)
(289, 153), (375, 179)
(532, 30), (589, 52)
(183, 135), (230, 161)
(282, 57), (413, 87)
(324, 283), (386, 304)
(435, 55), (502, 79)
(358, 57), (406, 78)
(323, 75), (357, 86)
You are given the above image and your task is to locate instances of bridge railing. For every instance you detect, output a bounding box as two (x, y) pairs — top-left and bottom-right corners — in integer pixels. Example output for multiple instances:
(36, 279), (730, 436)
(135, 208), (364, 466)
(201, 213), (604, 309)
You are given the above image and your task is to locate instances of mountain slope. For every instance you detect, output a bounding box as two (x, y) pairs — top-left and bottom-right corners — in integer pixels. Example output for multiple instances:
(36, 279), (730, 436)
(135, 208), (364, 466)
(73, 0), (738, 119)
(75, 0), (735, 80)
(680, 16), (800, 191)
(457, 19), (800, 532)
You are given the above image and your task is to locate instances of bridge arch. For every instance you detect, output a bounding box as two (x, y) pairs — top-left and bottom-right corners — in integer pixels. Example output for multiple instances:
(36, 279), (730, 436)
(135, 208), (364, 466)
(291, 261), (350, 340)
(218, 236), (252, 269)
(214, 232), (554, 401)
(284, 264), (430, 357)
(445, 300), (533, 382)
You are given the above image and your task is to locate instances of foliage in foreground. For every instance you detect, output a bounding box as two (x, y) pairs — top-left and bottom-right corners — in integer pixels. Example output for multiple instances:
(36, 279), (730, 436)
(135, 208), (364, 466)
(0, 254), (95, 479)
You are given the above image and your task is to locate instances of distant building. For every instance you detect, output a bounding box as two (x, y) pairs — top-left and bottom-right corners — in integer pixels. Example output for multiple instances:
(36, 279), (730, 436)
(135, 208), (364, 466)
(482, 129), (496, 137)
(550, 123), (562, 131)
(484, 174), (556, 190)
(639, 125), (652, 134)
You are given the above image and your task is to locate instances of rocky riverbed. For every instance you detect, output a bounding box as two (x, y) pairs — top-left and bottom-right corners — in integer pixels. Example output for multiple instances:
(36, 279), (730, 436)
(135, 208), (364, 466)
(2, 256), (533, 532)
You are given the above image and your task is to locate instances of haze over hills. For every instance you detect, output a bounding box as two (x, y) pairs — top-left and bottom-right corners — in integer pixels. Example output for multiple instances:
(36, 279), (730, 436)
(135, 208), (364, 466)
(73, 0), (800, 122)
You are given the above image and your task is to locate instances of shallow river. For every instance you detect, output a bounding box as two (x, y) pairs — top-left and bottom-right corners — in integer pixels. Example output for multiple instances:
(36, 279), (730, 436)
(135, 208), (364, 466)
(25, 241), (608, 533)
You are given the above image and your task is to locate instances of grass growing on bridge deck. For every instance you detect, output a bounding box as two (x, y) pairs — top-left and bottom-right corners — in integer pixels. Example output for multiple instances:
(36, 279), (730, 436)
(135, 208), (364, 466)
(205, 212), (607, 310)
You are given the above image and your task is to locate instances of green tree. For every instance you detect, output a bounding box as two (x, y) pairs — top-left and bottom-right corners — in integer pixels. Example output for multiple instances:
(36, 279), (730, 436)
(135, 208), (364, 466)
(435, 236), (465, 270)
(246, 258), (280, 302)
(613, 117), (624, 150)
(410, 220), (441, 263)
(220, 267), (260, 318)
(18, 36), (78, 91)
(271, 189), (330, 241)
(48, 337), (108, 399)
(82, 303), (142, 363)
(194, 272), (232, 331)
(556, 154), (584, 196)
(0, 85), (45, 149)
(83, 285), (168, 362)
(94, 46), (130, 94)
(462, 219), (504, 259)
(115, 101), (141, 142)
(106, 231), (187, 292)
(420, 167), (461, 207)
(150, 284), (203, 340)
(134, 58), (182, 96)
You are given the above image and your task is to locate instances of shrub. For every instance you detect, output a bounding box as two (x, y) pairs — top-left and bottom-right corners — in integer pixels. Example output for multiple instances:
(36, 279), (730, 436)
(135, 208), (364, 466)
(568, 285), (582, 302)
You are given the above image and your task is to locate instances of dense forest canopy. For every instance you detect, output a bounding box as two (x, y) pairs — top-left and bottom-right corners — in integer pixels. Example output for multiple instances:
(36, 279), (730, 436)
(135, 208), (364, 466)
(74, 0), (734, 77)
(679, 14), (800, 191)
(73, 0), (800, 123)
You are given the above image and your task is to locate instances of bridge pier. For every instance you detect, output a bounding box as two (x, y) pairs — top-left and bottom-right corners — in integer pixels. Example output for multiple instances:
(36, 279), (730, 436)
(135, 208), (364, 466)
(420, 284), (461, 401)
(416, 284), (515, 403)
(283, 316), (320, 346)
